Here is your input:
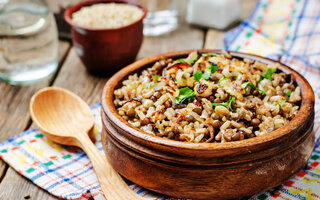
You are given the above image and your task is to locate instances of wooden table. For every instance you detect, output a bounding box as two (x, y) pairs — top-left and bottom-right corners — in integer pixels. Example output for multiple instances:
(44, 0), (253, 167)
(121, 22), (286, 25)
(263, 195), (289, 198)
(0, 1), (256, 199)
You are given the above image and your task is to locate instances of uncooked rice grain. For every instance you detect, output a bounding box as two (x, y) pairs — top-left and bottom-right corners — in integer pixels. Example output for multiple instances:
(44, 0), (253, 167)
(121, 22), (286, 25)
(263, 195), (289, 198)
(72, 3), (143, 29)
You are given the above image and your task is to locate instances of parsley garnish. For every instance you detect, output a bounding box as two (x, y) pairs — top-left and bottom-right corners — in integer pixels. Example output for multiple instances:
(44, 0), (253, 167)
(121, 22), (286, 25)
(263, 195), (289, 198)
(262, 68), (276, 79)
(177, 54), (199, 65)
(242, 81), (267, 95)
(276, 100), (286, 107)
(194, 70), (203, 81)
(218, 77), (230, 88)
(188, 54), (199, 64)
(202, 64), (218, 81)
(152, 75), (159, 79)
(145, 82), (158, 89)
(219, 77), (230, 83)
(202, 53), (220, 57)
(175, 87), (195, 104)
(211, 96), (236, 111)
(177, 58), (186, 63)
(285, 90), (292, 97)
(211, 102), (228, 108)
(228, 96), (236, 111)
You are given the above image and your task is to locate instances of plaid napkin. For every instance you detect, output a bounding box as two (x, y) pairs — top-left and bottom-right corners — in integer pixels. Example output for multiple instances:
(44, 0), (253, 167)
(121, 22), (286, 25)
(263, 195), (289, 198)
(1, 0), (320, 199)
(225, 0), (320, 199)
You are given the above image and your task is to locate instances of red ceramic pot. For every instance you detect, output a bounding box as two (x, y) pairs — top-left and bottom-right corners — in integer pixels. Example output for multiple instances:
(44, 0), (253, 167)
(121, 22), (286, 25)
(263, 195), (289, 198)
(64, 0), (147, 76)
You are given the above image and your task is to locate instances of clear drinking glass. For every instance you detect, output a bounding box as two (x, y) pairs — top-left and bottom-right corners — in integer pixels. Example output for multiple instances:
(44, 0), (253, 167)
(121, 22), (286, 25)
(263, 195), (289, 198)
(0, 0), (58, 85)
(139, 0), (178, 36)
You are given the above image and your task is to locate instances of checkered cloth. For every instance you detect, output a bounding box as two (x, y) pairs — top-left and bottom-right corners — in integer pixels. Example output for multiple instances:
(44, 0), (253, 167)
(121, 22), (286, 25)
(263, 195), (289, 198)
(1, 0), (320, 199)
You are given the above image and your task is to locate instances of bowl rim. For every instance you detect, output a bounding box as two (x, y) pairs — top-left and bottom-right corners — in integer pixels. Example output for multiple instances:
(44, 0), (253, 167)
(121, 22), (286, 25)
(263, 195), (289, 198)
(64, 0), (148, 32)
(101, 49), (315, 151)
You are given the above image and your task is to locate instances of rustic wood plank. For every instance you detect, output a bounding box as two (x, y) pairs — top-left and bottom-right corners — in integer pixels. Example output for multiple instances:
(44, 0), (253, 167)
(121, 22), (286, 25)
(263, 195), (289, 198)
(0, 0), (205, 197)
(0, 11), (205, 198)
(0, 41), (70, 199)
(204, 0), (257, 49)
(0, 168), (57, 200)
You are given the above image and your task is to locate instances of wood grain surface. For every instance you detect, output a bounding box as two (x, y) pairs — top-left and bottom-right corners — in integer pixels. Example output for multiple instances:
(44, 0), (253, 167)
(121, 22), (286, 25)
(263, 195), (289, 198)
(0, 0), (257, 199)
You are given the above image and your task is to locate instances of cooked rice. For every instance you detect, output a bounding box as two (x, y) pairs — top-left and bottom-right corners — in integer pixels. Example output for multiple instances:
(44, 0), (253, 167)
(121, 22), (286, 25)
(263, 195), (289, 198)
(72, 3), (143, 29)
(114, 51), (301, 143)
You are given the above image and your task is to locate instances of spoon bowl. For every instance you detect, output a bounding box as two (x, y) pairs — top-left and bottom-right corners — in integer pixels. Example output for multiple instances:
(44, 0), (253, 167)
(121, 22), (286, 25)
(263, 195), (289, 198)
(30, 87), (151, 200)
(30, 87), (94, 145)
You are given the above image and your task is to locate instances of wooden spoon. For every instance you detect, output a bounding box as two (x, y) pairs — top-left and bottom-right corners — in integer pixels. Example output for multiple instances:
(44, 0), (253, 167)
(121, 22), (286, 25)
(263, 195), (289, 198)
(29, 87), (151, 200)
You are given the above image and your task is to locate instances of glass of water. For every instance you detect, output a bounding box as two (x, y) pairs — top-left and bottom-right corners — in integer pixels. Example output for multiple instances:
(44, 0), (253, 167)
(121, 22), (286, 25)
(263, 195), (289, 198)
(0, 0), (58, 85)
(138, 0), (178, 36)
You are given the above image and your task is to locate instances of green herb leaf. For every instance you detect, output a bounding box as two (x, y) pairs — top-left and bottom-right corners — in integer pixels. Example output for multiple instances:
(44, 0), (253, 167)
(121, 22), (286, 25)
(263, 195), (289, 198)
(208, 63), (219, 73)
(228, 96), (236, 112)
(202, 64), (219, 81)
(211, 96), (236, 111)
(211, 102), (228, 108)
(242, 81), (266, 95)
(152, 75), (159, 79)
(262, 68), (276, 79)
(218, 77), (231, 88)
(260, 90), (267, 95)
(178, 54), (199, 65)
(175, 87), (195, 104)
(202, 53), (220, 57)
(219, 77), (231, 83)
(188, 54), (199, 64)
(258, 76), (263, 83)
(194, 70), (203, 81)
(145, 82), (158, 89)
(241, 81), (256, 90)
(177, 58), (186, 63)
(202, 68), (211, 81)
(285, 90), (292, 97)
(145, 83), (151, 89)
(276, 100), (286, 107)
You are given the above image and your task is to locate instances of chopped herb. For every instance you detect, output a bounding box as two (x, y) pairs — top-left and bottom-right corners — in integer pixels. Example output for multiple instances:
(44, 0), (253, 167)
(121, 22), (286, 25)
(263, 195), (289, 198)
(276, 100), (286, 107)
(212, 102), (227, 108)
(145, 82), (158, 89)
(228, 96), (236, 111)
(285, 90), (292, 97)
(178, 54), (199, 65)
(152, 75), (159, 79)
(260, 90), (267, 95)
(219, 77), (231, 83)
(194, 70), (203, 81)
(202, 53), (220, 57)
(202, 64), (219, 81)
(175, 87), (195, 104)
(218, 77), (230, 88)
(188, 54), (199, 64)
(208, 63), (219, 73)
(262, 68), (276, 79)
(202, 68), (211, 80)
(236, 74), (243, 80)
(258, 76), (263, 83)
(242, 81), (266, 95)
(211, 96), (235, 111)
(177, 58), (186, 63)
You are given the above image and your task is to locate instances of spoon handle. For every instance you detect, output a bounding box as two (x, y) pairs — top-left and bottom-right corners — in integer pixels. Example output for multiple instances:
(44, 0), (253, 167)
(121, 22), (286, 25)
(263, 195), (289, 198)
(77, 132), (150, 200)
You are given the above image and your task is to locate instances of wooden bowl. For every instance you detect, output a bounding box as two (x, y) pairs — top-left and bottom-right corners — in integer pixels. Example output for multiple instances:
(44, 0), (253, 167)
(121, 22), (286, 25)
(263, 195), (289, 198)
(64, 0), (147, 76)
(101, 50), (315, 199)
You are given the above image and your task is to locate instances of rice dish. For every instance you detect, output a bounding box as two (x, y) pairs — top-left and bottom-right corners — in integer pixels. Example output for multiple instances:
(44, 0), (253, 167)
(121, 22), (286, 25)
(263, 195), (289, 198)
(114, 51), (301, 143)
